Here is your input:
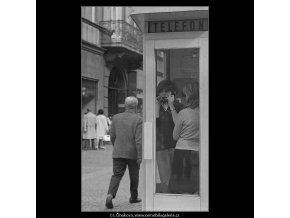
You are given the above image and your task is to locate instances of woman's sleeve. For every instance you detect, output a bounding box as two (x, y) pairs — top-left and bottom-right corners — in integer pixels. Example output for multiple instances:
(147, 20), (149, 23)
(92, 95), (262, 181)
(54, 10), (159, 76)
(83, 116), (88, 132)
(173, 112), (183, 141)
(105, 117), (109, 132)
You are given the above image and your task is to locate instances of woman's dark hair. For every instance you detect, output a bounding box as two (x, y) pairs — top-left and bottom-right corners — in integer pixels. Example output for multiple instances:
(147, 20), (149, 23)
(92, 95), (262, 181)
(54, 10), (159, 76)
(156, 80), (177, 96)
(98, 109), (104, 115)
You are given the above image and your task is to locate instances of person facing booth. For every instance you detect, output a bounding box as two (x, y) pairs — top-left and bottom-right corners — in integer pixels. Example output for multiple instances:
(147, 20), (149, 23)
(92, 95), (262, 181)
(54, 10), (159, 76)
(168, 81), (200, 195)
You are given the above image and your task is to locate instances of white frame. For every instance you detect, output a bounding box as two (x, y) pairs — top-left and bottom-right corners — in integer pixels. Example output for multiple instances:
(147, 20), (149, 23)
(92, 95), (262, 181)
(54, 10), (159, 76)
(142, 31), (208, 211)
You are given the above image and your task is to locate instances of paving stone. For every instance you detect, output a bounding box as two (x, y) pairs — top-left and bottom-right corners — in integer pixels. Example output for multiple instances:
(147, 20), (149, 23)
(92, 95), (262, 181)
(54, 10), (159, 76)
(82, 144), (143, 211)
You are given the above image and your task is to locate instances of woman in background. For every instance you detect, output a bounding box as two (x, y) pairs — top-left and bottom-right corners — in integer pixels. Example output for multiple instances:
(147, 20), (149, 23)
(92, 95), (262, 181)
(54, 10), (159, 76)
(107, 116), (112, 131)
(83, 108), (97, 150)
(96, 109), (109, 150)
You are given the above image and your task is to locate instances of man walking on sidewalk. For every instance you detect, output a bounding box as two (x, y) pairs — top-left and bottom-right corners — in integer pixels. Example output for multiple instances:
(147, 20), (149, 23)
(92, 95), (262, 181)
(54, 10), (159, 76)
(105, 96), (143, 209)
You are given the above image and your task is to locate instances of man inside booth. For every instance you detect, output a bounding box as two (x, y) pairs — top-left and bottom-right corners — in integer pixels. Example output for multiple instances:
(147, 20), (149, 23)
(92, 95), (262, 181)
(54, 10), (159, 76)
(155, 80), (183, 193)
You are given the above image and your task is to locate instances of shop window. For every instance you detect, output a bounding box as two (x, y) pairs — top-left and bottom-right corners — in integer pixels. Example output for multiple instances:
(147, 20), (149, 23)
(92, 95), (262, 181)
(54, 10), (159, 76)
(82, 77), (98, 114)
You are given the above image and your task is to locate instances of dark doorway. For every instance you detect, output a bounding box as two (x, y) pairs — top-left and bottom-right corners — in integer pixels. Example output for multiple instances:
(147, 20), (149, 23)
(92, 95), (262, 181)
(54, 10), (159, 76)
(108, 67), (127, 116)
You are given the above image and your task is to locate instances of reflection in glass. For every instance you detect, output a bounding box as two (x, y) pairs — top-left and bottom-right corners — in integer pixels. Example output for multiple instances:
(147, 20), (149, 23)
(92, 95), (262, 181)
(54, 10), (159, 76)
(82, 78), (98, 114)
(155, 48), (200, 195)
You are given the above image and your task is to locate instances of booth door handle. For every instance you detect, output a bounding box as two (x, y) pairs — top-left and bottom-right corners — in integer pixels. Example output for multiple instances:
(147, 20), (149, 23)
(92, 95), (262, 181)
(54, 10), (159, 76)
(143, 122), (153, 160)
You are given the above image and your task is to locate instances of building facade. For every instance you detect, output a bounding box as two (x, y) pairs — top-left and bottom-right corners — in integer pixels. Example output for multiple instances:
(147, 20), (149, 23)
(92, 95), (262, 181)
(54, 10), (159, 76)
(81, 7), (143, 120)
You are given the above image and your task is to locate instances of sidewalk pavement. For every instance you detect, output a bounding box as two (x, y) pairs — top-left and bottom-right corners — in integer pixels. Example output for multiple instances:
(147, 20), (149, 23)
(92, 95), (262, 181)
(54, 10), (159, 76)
(81, 143), (143, 212)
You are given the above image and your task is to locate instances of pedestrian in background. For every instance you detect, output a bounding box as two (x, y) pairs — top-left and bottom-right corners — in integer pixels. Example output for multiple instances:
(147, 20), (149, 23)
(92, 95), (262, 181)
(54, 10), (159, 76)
(105, 96), (143, 209)
(96, 109), (109, 150)
(107, 116), (112, 132)
(83, 108), (97, 150)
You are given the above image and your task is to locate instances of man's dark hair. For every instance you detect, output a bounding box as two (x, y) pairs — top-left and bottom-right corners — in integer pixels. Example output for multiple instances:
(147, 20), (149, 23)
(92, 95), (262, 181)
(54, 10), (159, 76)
(156, 80), (177, 96)
(98, 109), (104, 115)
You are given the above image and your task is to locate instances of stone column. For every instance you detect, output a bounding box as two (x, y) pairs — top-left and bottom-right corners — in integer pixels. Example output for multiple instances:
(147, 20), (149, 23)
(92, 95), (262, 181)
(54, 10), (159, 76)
(116, 7), (120, 20)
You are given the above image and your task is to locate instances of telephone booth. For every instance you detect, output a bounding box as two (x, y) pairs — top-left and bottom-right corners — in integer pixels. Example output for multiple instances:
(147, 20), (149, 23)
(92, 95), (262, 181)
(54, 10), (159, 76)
(130, 7), (209, 211)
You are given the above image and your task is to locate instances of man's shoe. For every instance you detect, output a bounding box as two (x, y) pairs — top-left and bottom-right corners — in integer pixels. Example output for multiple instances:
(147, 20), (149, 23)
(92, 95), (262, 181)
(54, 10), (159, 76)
(129, 197), (142, 204)
(106, 194), (113, 209)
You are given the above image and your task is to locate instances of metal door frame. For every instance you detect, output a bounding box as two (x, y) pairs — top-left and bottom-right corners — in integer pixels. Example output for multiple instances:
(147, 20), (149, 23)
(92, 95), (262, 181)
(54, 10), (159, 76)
(142, 31), (208, 211)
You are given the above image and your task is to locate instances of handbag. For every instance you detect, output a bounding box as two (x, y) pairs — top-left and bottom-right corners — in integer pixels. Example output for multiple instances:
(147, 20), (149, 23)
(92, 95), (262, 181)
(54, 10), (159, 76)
(103, 134), (111, 142)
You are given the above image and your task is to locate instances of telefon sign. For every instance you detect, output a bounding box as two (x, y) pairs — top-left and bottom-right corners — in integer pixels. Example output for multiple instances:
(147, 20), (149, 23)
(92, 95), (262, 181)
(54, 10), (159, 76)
(148, 19), (208, 33)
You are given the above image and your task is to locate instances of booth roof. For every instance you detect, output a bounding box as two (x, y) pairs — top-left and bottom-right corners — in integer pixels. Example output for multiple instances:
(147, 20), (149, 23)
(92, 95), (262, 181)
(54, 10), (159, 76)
(130, 7), (208, 33)
(130, 7), (208, 14)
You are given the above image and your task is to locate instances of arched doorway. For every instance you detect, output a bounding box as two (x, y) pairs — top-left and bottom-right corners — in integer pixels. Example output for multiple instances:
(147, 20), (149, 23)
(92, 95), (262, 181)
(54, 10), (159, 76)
(108, 67), (127, 116)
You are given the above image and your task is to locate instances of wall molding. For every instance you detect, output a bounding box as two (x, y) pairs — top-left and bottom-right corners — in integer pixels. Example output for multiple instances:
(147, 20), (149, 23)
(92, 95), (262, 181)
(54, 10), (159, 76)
(82, 40), (107, 56)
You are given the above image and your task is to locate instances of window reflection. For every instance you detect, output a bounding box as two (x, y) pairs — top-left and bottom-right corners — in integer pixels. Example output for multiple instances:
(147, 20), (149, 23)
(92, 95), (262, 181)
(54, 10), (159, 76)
(155, 49), (200, 195)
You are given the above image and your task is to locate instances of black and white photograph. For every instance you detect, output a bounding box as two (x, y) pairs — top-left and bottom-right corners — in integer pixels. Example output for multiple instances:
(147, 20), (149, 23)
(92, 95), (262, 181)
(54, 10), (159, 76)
(8, 0), (290, 217)
(81, 6), (208, 212)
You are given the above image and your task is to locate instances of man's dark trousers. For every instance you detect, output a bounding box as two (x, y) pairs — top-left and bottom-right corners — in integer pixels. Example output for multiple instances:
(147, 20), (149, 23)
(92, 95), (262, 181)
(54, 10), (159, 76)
(107, 158), (140, 199)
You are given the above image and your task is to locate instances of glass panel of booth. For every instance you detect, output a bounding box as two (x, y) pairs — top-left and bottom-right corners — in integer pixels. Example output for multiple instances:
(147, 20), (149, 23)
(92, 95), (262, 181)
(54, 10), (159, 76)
(154, 48), (200, 196)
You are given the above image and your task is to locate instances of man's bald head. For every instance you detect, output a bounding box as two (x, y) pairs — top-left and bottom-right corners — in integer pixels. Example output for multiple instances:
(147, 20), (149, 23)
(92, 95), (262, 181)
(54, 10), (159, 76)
(125, 96), (138, 110)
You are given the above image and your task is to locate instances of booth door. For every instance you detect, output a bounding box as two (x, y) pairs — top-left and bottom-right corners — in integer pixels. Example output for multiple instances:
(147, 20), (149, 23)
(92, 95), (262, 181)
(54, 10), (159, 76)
(143, 36), (208, 211)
